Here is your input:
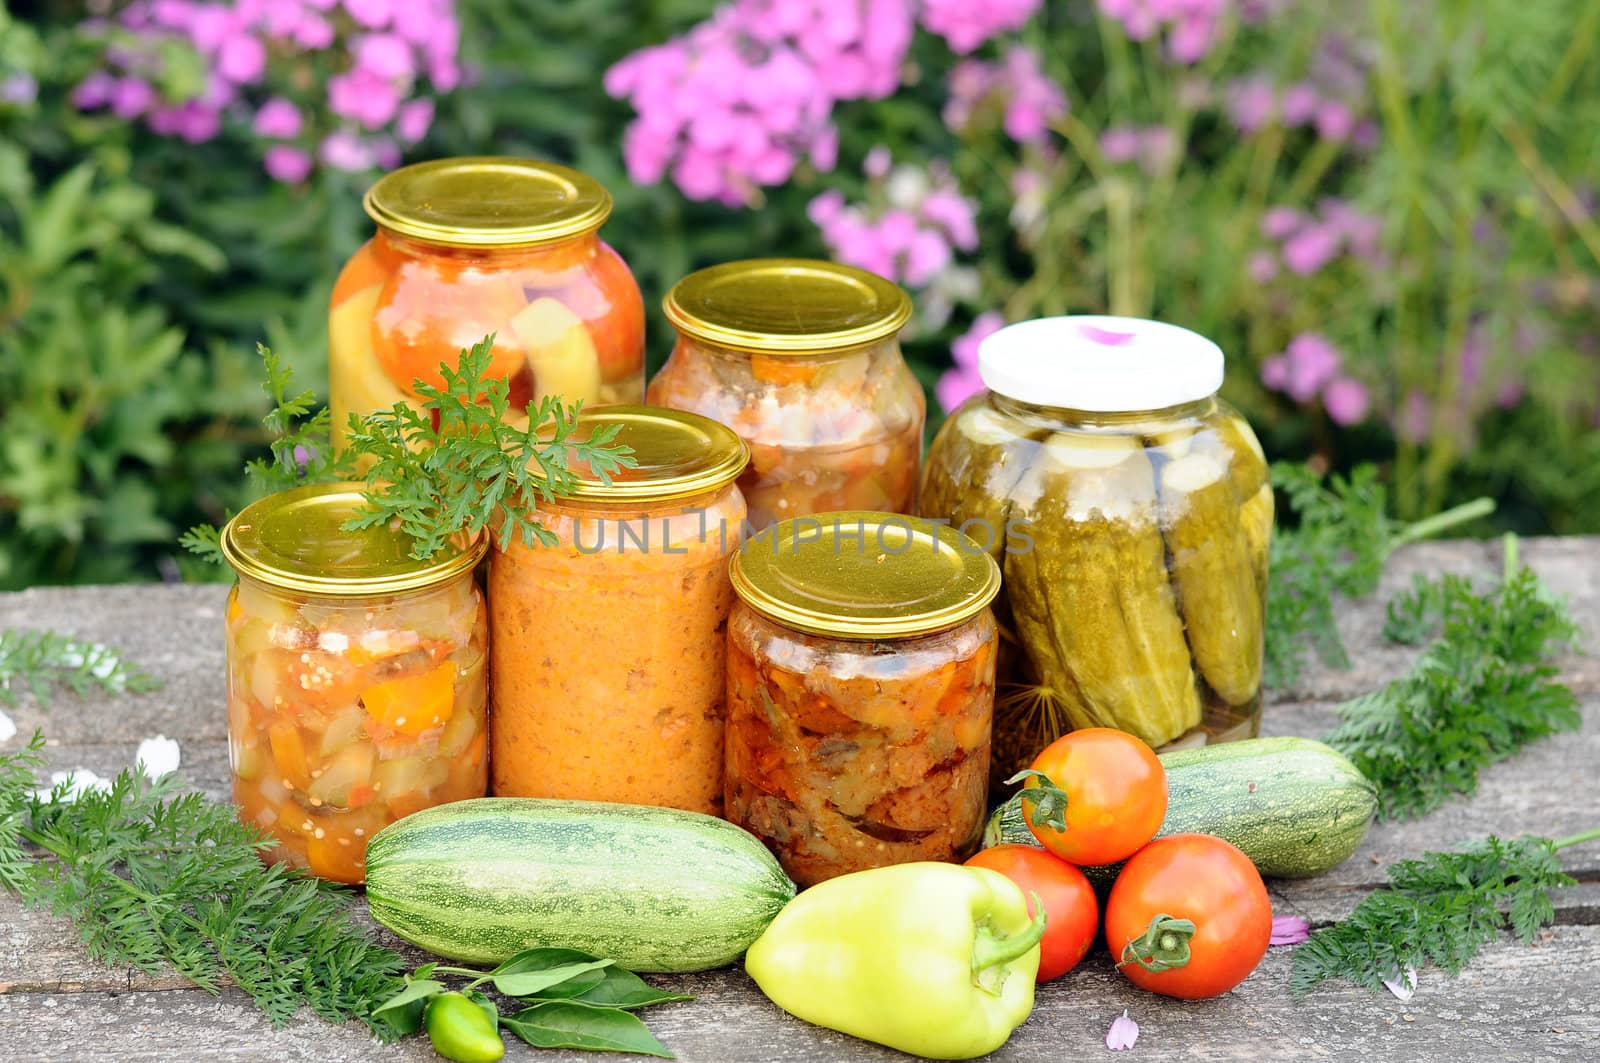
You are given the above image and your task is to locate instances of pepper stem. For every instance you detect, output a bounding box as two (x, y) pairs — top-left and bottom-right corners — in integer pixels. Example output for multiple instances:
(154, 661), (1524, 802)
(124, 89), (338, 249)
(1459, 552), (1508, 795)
(1118, 913), (1197, 973)
(972, 895), (1048, 974)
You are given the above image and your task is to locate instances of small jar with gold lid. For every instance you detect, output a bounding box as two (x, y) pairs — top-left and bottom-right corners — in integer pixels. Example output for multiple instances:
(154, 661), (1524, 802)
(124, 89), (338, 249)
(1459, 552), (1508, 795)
(724, 512), (1000, 887)
(330, 156), (644, 451)
(490, 405), (749, 815)
(220, 483), (489, 884)
(647, 259), (923, 530)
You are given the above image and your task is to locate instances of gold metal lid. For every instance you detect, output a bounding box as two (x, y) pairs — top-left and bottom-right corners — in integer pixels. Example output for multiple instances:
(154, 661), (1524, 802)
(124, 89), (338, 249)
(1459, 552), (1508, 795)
(731, 511), (1002, 639)
(663, 259), (912, 354)
(220, 482), (486, 597)
(363, 157), (612, 248)
(553, 406), (749, 503)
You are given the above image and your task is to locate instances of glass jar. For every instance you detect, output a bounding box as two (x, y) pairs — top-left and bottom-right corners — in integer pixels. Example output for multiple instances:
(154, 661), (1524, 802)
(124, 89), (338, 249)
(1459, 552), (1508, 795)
(330, 157), (645, 451)
(220, 483), (488, 883)
(724, 512), (1001, 887)
(920, 316), (1271, 785)
(647, 259), (923, 529)
(490, 406), (749, 814)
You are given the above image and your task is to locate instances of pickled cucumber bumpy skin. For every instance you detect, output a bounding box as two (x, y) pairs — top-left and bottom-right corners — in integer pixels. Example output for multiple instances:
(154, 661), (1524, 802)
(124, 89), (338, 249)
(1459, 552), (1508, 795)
(1159, 451), (1265, 708)
(1005, 437), (1202, 750)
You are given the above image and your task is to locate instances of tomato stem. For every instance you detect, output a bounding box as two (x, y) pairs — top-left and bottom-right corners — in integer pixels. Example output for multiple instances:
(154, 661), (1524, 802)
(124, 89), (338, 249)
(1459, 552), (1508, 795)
(1118, 912), (1196, 973)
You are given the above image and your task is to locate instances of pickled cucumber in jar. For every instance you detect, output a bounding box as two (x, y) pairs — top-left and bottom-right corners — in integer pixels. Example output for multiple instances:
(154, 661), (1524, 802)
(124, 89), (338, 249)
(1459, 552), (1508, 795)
(919, 315), (1270, 783)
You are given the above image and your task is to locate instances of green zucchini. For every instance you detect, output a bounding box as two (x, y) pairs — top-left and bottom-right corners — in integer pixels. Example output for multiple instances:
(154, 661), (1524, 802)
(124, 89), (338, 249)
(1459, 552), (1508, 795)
(365, 797), (796, 972)
(985, 736), (1376, 879)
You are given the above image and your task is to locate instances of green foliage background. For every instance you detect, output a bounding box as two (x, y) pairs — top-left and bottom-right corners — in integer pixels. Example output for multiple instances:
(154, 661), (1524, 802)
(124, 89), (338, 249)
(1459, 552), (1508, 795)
(1, 0), (1596, 587)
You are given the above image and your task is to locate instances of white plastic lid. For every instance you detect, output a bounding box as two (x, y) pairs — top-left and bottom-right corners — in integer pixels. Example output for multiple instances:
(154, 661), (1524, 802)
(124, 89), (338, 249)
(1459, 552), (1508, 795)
(976, 315), (1225, 412)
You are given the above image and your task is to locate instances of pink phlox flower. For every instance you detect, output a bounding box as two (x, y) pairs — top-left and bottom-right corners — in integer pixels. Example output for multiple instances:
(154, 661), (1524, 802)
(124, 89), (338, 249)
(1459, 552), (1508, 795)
(1322, 376), (1370, 425)
(943, 44), (1065, 145)
(919, 0), (1041, 54)
(264, 144), (314, 182)
(320, 129), (376, 171)
(1105, 1009), (1140, 1051)
(252, 96), (302, 138)
(1269, 914), (1312, 945)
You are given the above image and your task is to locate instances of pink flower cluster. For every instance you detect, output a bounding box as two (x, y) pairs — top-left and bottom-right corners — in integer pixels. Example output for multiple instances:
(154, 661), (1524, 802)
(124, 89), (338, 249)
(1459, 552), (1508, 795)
(920, 0), (1042, 54)
(808, 157), (980, 289)
(1097, 0), (1228, 64)
(936, 310), (1005, 412)
(71, 0), (457, 181)
(1226, 35), (1376, 144)
(944, 45), (1068, 145)
(1100, 124), (1178, 175)
(605, 0), (913, 207)
(1261, 332), (1369, 425)
(1249, 199), (1383, 280)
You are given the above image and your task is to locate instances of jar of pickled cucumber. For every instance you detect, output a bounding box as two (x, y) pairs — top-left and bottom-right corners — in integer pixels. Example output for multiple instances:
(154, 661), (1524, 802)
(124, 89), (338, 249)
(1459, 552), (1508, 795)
(724, 512), (1001, 886)
(919, 316), (1271, 784)
(330, 157), (644, 451)
(490, 406), (749, 815)
(220, 483), (489, 884)
(646, 259), (923, 530)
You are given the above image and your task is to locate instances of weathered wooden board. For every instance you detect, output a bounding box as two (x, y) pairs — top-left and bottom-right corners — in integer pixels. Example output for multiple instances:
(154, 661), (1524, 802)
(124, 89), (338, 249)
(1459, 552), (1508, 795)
(1, 537), (1597, 1060)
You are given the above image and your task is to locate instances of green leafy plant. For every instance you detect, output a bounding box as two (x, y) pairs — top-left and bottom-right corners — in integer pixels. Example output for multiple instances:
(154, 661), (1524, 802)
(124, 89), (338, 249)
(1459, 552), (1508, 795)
(0, 629), (158, 706)
(0, 733), (408, 1034)
(375, 946), (690, 1058)
(1291, 828), (1599, 997)
(1325, 536), (1580, 819)
(1265, 463), (1494, 689)
(342, 335), (636, 561)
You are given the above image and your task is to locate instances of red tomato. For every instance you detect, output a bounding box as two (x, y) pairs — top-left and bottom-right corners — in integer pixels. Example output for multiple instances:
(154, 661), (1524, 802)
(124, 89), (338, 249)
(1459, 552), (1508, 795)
(370, 257), (528, 394)
(1104, 833), (1271, 999)
(547, 241), (643, 384)
(966, 844), (1100, 981)
(1017, 727), (1167, 866)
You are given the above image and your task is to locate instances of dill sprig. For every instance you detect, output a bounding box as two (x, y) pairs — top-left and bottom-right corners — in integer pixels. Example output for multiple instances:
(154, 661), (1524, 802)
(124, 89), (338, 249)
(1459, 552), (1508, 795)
(181, 344), (358, 563)
(1325, 536), (1580, 820)
(1291, 830), (1599, 997)
(341, 335), (635, 561)
(0, 628), (160, 707)
(0, 736), (407, 1035)
(1266, 463), (1495, 689)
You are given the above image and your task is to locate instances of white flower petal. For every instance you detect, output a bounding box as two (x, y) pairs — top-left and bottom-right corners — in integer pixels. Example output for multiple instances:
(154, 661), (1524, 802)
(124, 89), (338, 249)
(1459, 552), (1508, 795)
(1382, 964), (1418, 1001)
(0, 708), (16, 744)
(136, 735), (181, 779)
(1106, 1009), (1140, 1051)
(36, 768), (111, 804)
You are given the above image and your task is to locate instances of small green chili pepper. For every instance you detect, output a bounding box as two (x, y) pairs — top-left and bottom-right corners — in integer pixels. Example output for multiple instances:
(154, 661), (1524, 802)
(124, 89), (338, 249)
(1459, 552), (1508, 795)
(425, 991), (505, 1063)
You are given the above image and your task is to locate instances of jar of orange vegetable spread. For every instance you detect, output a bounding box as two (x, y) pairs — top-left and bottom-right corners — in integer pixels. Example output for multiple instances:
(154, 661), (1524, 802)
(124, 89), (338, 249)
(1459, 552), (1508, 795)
(330, 156), (645, 451)
(724, 512), (1001, 887)
(220, 483), (488, 884)
(647, 259), (923, 530)
(489, 406), (749, 814)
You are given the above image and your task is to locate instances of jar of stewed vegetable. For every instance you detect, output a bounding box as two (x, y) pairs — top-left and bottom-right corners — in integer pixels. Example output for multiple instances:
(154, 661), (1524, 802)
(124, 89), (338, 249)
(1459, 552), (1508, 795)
(220, 483), (489, 883)
(330, 156), (644, 451)
(724, 512), (1001, 887)
(647, 259), (923, 530)
(490, 406), (749, 815)
(919, 316), (1271, 786)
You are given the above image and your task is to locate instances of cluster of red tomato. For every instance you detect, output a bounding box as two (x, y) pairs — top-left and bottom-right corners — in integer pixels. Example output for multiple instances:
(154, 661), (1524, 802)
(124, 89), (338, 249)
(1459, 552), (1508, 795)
(967, 728), (1271, 997)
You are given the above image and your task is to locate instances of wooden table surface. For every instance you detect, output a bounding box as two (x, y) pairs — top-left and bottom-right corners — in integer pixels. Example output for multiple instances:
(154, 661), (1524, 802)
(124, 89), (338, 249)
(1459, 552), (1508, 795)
(1, 537), (1597, 1062)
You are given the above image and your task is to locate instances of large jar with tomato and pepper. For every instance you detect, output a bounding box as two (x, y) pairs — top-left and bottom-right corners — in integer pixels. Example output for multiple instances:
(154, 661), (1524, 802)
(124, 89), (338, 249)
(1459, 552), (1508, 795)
(723, 512), (1001, 887)
(220, 483), (489, 884)
(329, 157), (644, 450)
(919, 316), (1271, 785)
(647, 259), (923, 530)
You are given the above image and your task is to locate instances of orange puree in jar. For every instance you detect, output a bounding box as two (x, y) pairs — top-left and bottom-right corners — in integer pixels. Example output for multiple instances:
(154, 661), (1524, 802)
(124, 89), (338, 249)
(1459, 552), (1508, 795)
(488, 407), (749, 814)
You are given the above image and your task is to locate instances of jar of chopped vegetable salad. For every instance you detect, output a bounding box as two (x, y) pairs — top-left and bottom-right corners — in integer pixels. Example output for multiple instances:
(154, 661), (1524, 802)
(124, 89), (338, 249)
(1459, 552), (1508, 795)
(330, 157), (644, 451)
(647, 259), (922, 530)
(489, 406), (749, 815)
(220, 483), (488, 884)
(919, 316), (1270, 786)
(724, 512), (1001, 886)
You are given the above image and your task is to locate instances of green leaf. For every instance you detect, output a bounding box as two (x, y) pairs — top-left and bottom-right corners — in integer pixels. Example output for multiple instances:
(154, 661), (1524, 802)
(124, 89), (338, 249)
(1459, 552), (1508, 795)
(371, 978), (445, 1017)
(493, 959), (614, 998)
(464, 988), (499, 1030)
(502, 1000), (674, 1058)
(537, 966), (694, 1010)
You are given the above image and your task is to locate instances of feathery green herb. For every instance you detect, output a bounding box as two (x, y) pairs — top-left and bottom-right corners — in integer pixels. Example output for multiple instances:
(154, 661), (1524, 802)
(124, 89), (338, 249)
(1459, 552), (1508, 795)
(1291, 830), (1599, 997)
(0, 628), (159, 706)
(0, 735), (407, 1034)
(1265, 463), (1495, 689)
(181, 345), (358, 563)
(1325, 537), (1580, 820)
(341, 336), (635, 561)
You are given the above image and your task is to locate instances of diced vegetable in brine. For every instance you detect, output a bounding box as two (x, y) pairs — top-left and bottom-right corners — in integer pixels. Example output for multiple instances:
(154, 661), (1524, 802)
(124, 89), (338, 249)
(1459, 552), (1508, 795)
(318, 704), (368, 756)
(362, 660), (457, 735)
(308, 742), (376, 809)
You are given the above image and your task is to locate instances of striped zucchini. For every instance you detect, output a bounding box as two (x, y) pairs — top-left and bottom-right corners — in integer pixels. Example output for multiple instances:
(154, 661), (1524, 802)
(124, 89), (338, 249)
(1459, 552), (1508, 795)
(365, 798), (796, 972)
(985, 736), (1376, 879)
